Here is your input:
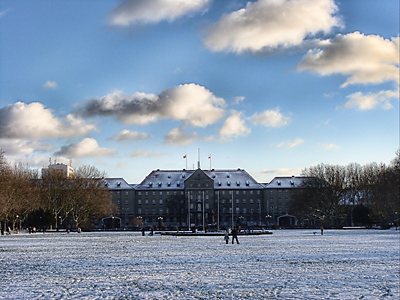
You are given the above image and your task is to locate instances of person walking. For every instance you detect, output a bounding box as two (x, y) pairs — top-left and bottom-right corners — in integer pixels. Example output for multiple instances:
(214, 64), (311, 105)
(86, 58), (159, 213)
(232, 227), (239, 244)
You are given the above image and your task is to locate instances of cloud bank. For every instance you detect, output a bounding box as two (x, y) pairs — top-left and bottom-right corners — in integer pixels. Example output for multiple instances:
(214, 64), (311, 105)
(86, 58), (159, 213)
(74, 84), (226, 127)
(0, 102), (96, 139)
(108, 0), (211, 26)
(204, 0), (340, 53)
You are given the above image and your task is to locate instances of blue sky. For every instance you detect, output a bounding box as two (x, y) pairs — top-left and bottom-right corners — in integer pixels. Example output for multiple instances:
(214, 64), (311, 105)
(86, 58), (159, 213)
(0, 0), (398, 184)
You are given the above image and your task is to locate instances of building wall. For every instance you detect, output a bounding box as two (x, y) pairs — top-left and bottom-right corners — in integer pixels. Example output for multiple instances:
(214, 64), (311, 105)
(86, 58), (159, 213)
(105, 171), (305, 229)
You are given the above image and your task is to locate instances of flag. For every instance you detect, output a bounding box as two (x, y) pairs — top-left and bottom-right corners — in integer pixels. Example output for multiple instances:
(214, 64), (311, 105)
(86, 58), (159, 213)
(208, 155), (211, 159)
(183, 155), (186, 159)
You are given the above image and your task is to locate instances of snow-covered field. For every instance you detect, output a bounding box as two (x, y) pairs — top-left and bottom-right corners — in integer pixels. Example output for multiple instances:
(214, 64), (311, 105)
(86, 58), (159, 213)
(1, 229), (399, 299)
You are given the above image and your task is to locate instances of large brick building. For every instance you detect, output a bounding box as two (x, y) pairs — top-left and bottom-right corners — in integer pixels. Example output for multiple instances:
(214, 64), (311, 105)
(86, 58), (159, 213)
(104, 168), (305, 229)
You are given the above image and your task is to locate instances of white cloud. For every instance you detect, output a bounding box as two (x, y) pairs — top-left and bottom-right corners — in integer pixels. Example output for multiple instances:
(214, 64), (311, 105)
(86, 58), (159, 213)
(277, 138), (304, 148)
(43, 80), (58, 89)
(298, 32), (399, 87)
(250, 107), (290, 127)
(321, 143), (340, 150)
(108, 0), (211, 26)
(0, 102), (97, 139)
(233, 96), (245, 105)
(219, 111), (251, 139)
(260, 167), (302, 176)
(54, 138), (117, 158)
(204, 0), (340, 53)
(0, 138), (53, 155)
(164, 127), (199, 146)
(131, 149), (164, 157)
(110, 129), (150, 141)
(74, 84), (226, 127)
(339, 90), (398, 110)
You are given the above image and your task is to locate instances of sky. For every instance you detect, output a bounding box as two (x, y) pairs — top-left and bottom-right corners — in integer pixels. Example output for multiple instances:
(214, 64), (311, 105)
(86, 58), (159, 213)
(0, 0), (399, 184)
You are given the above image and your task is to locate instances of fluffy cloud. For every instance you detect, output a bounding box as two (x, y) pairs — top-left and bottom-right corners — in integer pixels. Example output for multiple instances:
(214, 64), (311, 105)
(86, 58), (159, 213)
(339, 90), (398, 111)
(204, 0), (340, 53)
(0, 138), (53, 155)
(43, 80), (58, 89)
(74, 84), (226, 127)
(164, 127), (199, 146)
(277, 138), (304, 148)
(54, 138), (117, 158)
(0, 102), (96, 139)
(219, 111), (251, 139)
(108, 0), (210, 26)
(110, 129), (150, 141)
(250, 107), (290, 127)
(298, 32), (400, 87)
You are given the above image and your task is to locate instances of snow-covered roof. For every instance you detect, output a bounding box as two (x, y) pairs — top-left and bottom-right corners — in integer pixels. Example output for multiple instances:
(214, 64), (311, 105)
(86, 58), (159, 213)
(265, 176), (306, 189)
(103, 178), (134, 190)
(135, 168), (264, 190)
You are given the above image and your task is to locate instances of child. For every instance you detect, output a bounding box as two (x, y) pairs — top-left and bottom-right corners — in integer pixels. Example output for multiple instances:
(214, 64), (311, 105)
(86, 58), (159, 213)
(224, 232), (229, 244)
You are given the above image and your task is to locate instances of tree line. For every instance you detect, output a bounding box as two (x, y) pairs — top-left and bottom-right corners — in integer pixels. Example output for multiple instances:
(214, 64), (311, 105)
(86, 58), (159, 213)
(290, 150), (400, 228)
(0, 150), (116, 233)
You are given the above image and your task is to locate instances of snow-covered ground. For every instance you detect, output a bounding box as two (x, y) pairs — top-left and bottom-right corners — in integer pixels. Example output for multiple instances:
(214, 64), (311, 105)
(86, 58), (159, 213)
(1, 229), (399, 299)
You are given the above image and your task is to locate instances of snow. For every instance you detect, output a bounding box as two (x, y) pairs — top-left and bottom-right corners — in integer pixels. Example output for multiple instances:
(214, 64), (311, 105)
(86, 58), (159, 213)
(1, 229), (399, 299)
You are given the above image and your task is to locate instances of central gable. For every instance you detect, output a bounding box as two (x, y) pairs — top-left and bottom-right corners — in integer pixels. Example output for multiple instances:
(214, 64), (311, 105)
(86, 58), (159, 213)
(184, 169), (214, 190)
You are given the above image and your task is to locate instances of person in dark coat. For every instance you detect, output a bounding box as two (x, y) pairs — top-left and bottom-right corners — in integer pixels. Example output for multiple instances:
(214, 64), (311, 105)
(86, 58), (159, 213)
(231, 227), (239, 244)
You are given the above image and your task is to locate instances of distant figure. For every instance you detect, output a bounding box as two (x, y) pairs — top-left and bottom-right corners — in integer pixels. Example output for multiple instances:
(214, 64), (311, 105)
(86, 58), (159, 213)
(313, 231), (316, 235)
(224, 231), (230, 244)
(77, 227), (82, 233)
(320, 227), (324, 235)
(142, 227), (145, 236)
(232, 227), (240, 244)
(149, 227), (154, 236)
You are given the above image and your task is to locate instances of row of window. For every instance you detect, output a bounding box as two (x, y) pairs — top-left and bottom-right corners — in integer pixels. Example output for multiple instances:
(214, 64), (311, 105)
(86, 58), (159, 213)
(137, 207), (262, 215)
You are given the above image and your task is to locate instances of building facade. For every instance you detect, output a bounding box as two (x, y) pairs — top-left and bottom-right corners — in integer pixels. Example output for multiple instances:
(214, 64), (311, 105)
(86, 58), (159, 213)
(105, 168), (306, 229)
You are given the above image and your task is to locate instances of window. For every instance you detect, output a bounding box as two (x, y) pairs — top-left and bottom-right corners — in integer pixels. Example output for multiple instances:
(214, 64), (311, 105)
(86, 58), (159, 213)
(152, 192), (156, 196)
(145, 192), (148, 196)
(152, 199), (156, 205)
(138, 199), (142, 205)
(145, 199), (149, 205)
(243, 208), (247, 214)
(270, 190), (274, 195)
(236, 191), (239, 195)
(250, 190), (253, 195)
(125, 191), (129, 196)
(159, 199), (163, 205)
(243, 191), (246, 195)
(236, 207), (239, 213)
(125, 199), (128, 205)
(250, 199), (253, 204)
(138, 192), (142, 196)
(138, 208), (142, 214)
(159, 191), (163, 196)
(159, 208), (163, 214)
(236, 199), (239, 204)
(257, 191), (260, 195)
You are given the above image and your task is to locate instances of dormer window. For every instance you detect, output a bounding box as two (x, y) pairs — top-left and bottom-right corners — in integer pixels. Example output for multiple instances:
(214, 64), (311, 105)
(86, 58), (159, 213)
(290, 180), (294, 186)
(167, 182), (171, 187)
(218, 181), (222, 186)
(177, 181), (180, 187)
(277, 180), (281, 186)
(236, 181), (240, 186)
(117, 182), (121, 187)
(227, 181), (231, 186)
(148, 182), (153, 187)
(158, 182), (162, 187)
(245, 180), (250, 186)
